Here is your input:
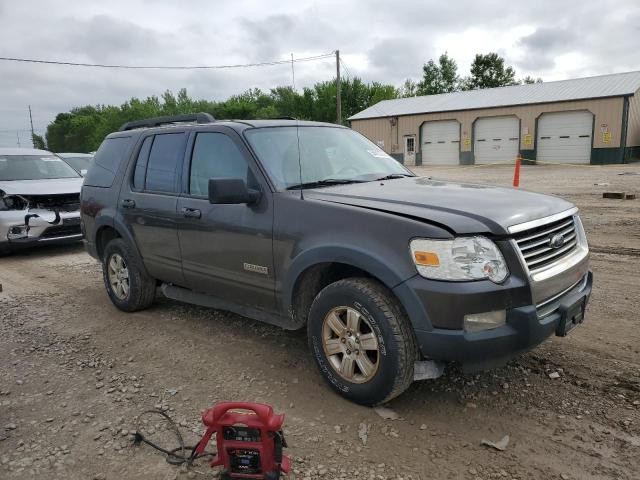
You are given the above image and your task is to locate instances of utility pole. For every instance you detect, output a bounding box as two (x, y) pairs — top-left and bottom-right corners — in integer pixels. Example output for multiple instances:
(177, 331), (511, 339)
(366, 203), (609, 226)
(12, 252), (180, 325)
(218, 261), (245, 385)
(336, 50), (341, 125)
(290, 53), (296, 90)
(28, 105), (35, 147)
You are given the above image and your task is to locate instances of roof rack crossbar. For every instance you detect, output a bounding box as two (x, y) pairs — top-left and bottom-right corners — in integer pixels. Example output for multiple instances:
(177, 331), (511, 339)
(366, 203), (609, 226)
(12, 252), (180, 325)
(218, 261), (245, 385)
(119, 112), (215, 131)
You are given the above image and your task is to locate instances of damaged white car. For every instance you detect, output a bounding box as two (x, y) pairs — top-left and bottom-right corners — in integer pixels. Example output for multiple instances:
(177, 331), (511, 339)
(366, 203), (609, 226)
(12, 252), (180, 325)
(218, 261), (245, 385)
(0, 148), (83, 256)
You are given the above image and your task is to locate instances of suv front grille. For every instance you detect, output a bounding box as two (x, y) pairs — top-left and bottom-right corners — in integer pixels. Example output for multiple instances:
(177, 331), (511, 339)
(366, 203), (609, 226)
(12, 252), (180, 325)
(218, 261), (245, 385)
(513, 215), (578, 272)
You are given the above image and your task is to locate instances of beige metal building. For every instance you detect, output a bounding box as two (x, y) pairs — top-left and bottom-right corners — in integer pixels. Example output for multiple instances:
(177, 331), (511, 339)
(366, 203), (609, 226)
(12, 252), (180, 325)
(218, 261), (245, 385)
(349, 71), (640, 165)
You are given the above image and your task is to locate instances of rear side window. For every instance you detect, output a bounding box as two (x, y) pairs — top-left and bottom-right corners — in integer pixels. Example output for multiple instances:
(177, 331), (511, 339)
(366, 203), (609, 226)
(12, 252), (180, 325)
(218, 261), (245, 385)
(141, 133), (186, 193)
(84, 136), (132, 188)
(133, 136), (153, 190)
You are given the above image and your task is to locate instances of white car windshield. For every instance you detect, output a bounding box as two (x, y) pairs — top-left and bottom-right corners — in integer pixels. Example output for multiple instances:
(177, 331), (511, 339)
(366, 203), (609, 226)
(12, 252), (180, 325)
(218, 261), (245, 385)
(244, 126), (412, 190)
(61, 156), (93, 174)
(0, 155), (81, 181)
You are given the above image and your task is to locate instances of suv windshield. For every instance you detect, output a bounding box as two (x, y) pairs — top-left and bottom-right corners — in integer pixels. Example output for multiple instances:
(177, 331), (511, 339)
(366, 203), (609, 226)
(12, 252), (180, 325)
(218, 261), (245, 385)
(244, 126), (413, 190)
(0, 155), (81, 181)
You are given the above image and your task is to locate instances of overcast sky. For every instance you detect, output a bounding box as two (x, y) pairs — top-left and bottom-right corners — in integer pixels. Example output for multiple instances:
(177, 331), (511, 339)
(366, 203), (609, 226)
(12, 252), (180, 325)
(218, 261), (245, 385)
(1, 0), (638, 147)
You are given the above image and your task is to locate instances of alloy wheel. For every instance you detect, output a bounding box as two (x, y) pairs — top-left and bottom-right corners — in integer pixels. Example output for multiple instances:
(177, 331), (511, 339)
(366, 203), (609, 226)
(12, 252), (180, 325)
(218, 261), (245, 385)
(322, 306), (380, 384)
(107, 253), (130, 300)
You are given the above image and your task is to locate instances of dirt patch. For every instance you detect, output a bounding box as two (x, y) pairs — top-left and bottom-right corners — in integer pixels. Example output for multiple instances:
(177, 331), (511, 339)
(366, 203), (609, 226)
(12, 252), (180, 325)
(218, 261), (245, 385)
(1, 164), (639, 479)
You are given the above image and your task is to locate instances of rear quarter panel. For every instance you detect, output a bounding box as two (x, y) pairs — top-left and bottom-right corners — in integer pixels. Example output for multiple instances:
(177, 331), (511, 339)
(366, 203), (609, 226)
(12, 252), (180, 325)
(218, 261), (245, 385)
(81, 132), (139, 257)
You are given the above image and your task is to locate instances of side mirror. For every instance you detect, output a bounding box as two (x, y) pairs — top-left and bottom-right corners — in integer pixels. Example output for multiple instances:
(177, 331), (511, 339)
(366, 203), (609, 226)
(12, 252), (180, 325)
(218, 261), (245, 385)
(208, 178), (261, 205)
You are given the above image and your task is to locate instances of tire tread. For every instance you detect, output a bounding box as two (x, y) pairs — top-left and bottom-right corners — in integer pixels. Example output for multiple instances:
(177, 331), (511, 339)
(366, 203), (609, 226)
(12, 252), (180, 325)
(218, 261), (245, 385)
(310, 277), (417, 405)
(102, 238), (155, 312)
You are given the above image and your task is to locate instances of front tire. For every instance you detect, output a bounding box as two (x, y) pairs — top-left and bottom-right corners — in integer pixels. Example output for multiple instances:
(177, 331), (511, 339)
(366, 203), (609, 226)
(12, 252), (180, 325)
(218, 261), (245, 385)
(102, 238), (155, 312)
(307, 278), (417, 406)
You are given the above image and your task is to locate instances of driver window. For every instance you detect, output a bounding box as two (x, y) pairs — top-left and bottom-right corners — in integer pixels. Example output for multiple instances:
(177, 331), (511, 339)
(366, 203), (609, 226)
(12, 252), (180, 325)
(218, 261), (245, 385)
(190, 132), (249, 196)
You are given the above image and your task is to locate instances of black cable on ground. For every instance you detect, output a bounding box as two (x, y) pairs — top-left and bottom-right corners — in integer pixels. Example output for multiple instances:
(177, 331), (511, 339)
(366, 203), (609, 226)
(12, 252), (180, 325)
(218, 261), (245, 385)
(133, 409), (216, 466)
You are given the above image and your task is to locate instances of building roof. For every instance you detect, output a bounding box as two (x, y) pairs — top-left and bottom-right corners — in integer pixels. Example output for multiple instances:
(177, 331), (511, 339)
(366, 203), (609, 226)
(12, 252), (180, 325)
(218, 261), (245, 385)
(349, 71), (640, 121)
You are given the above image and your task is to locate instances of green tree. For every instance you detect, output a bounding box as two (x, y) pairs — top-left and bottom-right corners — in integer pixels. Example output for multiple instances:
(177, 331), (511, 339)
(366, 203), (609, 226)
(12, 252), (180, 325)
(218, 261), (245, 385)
(398, 78), (418, 97)
(46, 112), (73, 152)
(417, 53), (460, 95)
(31, 133), (46, 150)
(270, 86), (304, 118)
(43, 78), (400, 151)
(368, 82), (398, 106)
(462, 53), (518, 90)
(521, 75), (543, 84)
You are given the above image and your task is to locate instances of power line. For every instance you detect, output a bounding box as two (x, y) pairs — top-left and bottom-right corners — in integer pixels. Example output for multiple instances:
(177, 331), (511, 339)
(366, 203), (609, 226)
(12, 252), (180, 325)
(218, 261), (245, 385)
(291, 53), (296, 90)
(338, 56), (393, 123)
(0, 52), (336, 70)
(339, 58), (354, 80)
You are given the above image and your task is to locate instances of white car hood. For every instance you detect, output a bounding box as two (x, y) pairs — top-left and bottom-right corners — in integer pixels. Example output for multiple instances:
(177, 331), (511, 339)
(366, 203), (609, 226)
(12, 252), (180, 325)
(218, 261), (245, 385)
(0, 177), (83, 196)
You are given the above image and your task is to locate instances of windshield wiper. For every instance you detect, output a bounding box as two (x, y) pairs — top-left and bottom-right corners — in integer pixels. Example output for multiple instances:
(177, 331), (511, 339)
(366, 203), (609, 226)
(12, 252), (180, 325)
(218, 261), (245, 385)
(285, 178), (365, 190)
(374, 173), (414, 181)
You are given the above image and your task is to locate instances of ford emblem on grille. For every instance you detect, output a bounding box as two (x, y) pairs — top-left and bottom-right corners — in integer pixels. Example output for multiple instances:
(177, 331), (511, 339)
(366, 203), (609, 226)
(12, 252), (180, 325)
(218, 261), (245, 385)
(549, 233), (565, 249)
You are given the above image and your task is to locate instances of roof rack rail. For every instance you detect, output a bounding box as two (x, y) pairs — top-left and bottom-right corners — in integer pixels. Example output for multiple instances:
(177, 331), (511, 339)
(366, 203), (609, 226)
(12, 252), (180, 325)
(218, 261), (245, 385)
(119, 112), (215, 131)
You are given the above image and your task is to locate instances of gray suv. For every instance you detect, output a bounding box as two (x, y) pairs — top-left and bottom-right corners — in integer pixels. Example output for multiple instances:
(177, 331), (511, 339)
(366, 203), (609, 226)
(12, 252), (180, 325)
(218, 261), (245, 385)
(81, 113), (592, 405)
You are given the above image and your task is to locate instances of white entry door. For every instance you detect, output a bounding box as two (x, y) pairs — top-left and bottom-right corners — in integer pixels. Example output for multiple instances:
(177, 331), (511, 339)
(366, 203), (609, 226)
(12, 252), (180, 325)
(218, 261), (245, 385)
(537, 111), (593, 164)
(474, 116), (520, 164)
(421, 120), (460, 165)
(404, 136), (416, 166)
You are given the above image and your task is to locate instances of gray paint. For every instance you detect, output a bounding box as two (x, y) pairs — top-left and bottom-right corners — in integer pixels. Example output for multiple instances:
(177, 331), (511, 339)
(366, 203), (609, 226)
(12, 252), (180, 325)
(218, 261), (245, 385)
(81, 118), (588, 369)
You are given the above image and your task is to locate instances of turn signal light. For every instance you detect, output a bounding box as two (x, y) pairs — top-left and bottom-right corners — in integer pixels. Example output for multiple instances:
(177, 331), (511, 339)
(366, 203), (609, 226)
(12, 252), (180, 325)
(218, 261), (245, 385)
(413, 251), (440, 266)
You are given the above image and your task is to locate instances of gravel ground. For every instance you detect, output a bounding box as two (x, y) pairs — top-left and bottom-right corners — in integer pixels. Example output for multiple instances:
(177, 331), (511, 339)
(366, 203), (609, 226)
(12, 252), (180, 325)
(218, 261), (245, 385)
(1, 164), (639, 480)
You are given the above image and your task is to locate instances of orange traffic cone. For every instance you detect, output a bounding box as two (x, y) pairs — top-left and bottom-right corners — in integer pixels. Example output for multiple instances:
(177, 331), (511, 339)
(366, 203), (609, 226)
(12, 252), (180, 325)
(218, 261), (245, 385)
(513, 154), (522, 187)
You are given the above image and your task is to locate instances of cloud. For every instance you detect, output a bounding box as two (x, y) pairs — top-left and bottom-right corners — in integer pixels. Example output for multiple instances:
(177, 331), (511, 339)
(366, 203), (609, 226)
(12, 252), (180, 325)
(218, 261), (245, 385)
(0, 0), (638, 144)
(59, 15), (165, 63)
(367, 37), (436, 82)
(517, 27), (578, 70)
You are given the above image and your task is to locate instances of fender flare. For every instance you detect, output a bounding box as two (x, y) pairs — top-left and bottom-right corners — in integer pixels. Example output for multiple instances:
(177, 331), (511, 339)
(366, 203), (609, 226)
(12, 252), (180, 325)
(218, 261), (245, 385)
(282, 245), (410, 316)
(94, 213), (146, 272)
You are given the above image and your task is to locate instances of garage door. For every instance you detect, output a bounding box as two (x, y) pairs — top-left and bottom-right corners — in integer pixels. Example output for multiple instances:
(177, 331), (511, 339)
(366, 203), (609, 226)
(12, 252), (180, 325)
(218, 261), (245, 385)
(420, 120), (460, 165)
(537, 111), (593, 164)
(474, 116), (520, 164)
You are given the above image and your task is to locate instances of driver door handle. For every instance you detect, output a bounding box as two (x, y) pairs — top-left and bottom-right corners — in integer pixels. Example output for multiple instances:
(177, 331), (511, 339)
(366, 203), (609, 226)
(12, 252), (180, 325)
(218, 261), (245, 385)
(182, 207), (201, 219)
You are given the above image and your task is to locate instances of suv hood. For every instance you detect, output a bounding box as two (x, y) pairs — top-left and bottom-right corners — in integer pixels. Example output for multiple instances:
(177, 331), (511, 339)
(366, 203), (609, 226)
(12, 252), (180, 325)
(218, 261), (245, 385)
(305, 176), (574, 235)
(0, 177), (83, 196)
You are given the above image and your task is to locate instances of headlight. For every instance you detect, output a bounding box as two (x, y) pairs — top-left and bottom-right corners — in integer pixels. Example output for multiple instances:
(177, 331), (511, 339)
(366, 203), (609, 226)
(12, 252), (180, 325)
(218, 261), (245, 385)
(574, 215), (589, 249)
(0, 194), (27, 211)
(410, 236), (509, 283)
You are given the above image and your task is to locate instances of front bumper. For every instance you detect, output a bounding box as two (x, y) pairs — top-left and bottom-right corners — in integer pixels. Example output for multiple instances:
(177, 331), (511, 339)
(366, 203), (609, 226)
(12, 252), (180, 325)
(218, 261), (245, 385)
(0, 209), (82, 250)
(403, 271), (592, 371)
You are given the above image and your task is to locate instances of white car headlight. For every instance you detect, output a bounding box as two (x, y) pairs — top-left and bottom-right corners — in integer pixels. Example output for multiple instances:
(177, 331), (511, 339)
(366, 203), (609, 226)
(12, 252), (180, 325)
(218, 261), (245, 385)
(410, 236), (509, 283)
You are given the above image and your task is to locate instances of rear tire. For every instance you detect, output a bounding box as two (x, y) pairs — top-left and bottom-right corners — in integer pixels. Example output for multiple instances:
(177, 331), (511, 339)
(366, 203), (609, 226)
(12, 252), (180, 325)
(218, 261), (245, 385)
(307, 277), (417, 406)
(102, 238), (155, 312)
